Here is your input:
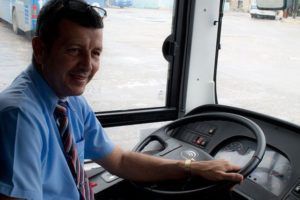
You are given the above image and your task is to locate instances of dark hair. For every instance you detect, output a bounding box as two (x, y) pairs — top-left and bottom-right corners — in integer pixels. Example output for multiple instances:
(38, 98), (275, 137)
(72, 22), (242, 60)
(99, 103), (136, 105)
(36, 0), (104, 48)
(32, 0), (104, 67)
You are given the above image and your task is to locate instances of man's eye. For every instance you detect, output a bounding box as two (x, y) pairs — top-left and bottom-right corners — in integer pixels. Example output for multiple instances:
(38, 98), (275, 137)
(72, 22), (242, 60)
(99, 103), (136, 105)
(66, 48), (80, 55)
(92, 51), (101, 57)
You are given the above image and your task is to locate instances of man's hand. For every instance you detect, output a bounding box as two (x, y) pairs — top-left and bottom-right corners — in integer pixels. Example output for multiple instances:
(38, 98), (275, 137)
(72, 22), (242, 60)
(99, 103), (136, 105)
(191, 159), (243, 183)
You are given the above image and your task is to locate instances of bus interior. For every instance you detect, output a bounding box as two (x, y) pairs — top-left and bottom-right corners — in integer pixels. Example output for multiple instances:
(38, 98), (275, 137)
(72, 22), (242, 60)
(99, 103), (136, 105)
(0, 0), (300, 199)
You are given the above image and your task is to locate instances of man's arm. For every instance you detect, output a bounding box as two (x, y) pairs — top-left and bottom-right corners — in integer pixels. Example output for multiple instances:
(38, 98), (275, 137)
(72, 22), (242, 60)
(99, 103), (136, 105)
(95, 146), (243, 183)
(0, 108), (43, 199)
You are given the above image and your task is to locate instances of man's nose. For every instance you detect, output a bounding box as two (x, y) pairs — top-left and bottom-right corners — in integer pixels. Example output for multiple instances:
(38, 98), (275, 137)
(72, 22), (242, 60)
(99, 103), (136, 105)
(80, 53), (92, 70)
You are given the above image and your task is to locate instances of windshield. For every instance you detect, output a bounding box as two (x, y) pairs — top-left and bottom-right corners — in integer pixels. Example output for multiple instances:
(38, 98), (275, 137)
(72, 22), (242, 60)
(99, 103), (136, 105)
(217, 6), (300, 125)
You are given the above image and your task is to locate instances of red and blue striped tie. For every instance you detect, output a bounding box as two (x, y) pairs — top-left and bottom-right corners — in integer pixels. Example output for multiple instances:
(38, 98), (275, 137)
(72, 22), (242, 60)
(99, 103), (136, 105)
(54, 101), (94, 200)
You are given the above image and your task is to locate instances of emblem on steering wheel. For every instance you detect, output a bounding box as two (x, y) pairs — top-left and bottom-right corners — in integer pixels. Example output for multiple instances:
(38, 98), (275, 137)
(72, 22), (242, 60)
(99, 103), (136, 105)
(180, 149), (199, 160)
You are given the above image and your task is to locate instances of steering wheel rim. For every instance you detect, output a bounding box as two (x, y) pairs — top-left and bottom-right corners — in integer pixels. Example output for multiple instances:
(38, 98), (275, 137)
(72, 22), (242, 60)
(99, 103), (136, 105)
(133, 112), (266, 195)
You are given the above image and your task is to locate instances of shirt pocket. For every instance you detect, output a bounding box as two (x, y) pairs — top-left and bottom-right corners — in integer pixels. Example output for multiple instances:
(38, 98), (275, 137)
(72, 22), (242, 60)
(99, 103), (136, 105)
(75, 139), (85, 162)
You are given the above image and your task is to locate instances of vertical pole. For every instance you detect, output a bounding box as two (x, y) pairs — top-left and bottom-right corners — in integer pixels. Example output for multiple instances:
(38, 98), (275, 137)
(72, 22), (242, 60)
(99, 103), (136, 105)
(292, 0), (297, 18)
(296, 0), (299, 17)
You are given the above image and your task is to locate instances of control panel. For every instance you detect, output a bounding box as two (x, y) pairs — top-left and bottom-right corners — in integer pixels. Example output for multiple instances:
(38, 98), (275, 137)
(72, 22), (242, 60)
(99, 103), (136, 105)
(171, 122), (217, 149)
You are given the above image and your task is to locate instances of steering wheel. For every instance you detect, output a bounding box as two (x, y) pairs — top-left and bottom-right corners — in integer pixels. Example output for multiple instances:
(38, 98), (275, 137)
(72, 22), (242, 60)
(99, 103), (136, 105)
(132, 112), (266, 196)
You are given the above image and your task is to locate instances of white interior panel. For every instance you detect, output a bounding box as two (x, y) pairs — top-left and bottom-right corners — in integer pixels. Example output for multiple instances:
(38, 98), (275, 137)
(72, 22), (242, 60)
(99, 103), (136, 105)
(184, 0), (220, 113)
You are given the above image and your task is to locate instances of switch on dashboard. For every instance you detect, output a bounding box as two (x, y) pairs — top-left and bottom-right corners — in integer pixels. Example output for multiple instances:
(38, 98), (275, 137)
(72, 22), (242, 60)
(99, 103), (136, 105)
(100, 171), (119, 183)
(193, 136), (209, 148)
(208, 128), (216, 135)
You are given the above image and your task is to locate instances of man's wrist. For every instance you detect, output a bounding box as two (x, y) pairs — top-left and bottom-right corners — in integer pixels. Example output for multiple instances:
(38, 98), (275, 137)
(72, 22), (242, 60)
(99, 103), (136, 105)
(184, 159), (193, 177)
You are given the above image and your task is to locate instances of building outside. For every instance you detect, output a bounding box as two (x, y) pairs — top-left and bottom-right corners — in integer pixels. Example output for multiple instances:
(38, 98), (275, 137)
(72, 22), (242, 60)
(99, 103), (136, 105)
(131, 0), (173, 9)
(227, 0), (252, 12)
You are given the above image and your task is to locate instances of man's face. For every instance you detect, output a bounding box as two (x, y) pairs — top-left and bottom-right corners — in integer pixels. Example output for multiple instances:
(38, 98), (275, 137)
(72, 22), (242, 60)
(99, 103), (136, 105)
(38, 19), (103, 98)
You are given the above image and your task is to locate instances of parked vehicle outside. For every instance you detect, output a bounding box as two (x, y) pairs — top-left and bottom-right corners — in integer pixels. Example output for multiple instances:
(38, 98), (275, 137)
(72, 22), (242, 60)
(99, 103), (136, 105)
(250, 0), (277, 19)
(0, 0), (105, 36)
(0, 0), (42, 35)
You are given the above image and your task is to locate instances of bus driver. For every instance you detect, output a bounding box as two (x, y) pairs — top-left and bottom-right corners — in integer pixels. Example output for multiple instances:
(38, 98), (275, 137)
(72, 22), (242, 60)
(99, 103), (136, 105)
(0, 0), (243, 199)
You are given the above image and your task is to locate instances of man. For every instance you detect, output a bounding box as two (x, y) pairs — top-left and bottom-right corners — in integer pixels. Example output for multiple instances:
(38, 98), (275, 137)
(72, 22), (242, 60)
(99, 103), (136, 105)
(0, 0), (243, 199)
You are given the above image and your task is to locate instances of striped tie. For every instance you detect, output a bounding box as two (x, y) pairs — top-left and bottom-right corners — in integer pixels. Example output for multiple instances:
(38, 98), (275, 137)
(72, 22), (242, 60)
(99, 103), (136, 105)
(54, 101), (94, 200)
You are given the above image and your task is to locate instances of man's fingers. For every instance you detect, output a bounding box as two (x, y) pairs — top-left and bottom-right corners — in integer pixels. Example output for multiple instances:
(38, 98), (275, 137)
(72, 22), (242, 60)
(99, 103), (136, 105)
(221, 172), (244, 182)
(218, 159), (241, 172)
(227, 164), (242, 172)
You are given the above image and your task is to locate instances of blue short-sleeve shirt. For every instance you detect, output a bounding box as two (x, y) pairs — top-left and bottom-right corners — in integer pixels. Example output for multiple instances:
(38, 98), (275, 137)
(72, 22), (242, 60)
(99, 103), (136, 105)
(0, 65), (115, 199)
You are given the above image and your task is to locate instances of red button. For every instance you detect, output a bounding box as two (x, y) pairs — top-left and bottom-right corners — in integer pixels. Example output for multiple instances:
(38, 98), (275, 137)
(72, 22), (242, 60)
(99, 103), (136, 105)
(89, 182), (98, 188)
(196, 137), (204, 145)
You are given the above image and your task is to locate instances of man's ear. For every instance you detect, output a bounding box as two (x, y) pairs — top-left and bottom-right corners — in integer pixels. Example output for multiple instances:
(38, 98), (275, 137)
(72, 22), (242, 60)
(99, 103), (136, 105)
(32, 36), (45, 65)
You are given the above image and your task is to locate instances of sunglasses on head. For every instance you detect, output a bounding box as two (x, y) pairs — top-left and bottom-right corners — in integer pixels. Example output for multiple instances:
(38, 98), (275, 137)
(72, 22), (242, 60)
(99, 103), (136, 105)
(62, 0), (107, 18)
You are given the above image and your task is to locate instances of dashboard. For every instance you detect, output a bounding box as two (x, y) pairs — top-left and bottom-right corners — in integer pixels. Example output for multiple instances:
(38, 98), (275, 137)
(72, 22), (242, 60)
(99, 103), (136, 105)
(89, 104), (300, 200)
(171, 104), (300, 199)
